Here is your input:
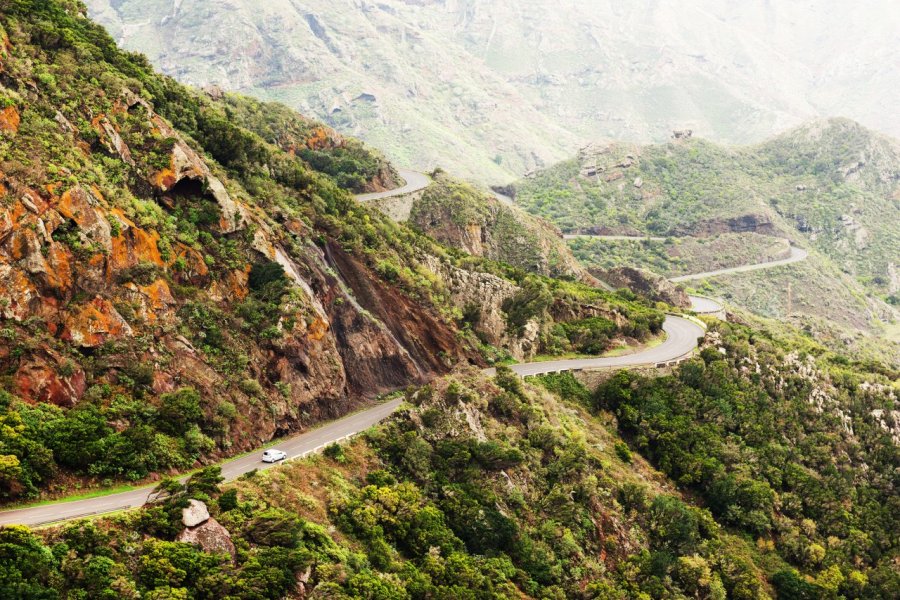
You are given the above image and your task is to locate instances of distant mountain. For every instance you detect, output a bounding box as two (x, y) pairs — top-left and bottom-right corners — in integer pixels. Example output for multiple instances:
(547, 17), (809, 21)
(513, 120), (900, 357)
(86, 0), (900, 182)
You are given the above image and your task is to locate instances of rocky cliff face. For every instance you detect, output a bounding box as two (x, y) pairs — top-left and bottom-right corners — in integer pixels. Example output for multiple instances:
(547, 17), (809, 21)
(595, 267), (691, 309)
(0, 3), (487, 488)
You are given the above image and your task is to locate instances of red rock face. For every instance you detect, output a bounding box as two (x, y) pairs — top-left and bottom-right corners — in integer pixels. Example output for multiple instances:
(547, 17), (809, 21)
(0, 68), (477, 468)
(55, 186), (113, 251)
(0, 264), (38, 320)
(15, 356), (86, 407)
(108, 209), (164, 274)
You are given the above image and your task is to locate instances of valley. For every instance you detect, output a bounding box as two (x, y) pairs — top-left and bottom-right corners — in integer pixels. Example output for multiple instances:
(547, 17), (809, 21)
(0, 2), (897, 599)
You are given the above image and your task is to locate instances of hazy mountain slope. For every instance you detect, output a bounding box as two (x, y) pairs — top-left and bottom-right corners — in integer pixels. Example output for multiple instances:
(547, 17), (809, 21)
(512, 122), (899, 351)
(85, 0), (900, 182)
(85, 0), (579, 184)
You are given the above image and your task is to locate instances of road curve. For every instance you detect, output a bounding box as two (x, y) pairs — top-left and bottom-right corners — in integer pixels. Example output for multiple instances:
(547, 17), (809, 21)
(563, 233), (808, 283)
(689, 295), (725, 314)
(486, 315), (704, 377)
(0, 399), (403, 528)
(0, 314), (706, 527)
(670, 246), (808, 282)
(354, 169), (431, 202)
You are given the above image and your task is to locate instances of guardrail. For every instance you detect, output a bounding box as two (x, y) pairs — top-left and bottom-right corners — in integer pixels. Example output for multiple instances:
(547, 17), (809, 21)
(278, 432), (360, 468)
(32, 507), (123, 528)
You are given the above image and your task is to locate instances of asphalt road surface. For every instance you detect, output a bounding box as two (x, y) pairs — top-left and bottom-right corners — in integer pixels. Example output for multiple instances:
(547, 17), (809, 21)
(488, 315), (704, 377)
(0, 315), (705, 527)
(0, 399), (403, 528)
(670, 246), (808, 282)
(689, 295), (725, 314)
(354, 169), (431, 202)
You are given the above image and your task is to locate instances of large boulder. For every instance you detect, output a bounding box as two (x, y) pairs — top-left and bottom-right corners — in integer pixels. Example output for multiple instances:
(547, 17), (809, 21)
(177, 517), (236, 562)
(181, 499), (210, 527)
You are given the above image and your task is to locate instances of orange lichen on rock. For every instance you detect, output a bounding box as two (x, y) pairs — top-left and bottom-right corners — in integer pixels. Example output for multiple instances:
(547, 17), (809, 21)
(108, 209), (163, 274)
(124, 278), (175, 324)
(226, 266), (250, 300)
(0, 105), (20, 133)
(169, 242), (210, 284)
(209, 266), (249, 303)
(307, 316), (330, 341)
(62, 296), (133, 347)
(305, 126), (338, 150)
(56, 186), (112, 250)
(0, 263), (39, 320)
(45, 182), (62, 197)
(151, 163), (178, 191)
(42, 243), (74, 293)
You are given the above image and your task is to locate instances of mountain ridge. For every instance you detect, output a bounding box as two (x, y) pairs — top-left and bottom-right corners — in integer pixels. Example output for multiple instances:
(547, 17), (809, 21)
(84, 0), (900, 183)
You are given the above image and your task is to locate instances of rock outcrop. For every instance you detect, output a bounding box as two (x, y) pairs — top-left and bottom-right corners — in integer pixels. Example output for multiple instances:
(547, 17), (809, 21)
(593, 266), (691, 308)
(177, 500), (236, 561)
(182, 499), (211, 527)
(407, 174), (590, 282)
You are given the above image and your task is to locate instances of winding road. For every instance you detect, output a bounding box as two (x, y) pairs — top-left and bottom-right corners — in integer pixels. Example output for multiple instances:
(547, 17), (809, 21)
(354, 169), (431, 202)
(669, 246), (808, 282)
(562, 232), (808, 283)
(0, 171), (728, 528)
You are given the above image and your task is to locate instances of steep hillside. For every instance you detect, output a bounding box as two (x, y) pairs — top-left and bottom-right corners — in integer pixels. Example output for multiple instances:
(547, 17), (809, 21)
(513, 122), (900, 339)
(84, 0), (900, 182)
(0, 0), (665, 502)
(407, 172), (588, 281)
(6, 319), (899, 598)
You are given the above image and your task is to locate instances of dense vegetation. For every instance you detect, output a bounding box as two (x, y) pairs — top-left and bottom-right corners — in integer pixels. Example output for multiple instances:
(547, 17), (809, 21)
(218, 94), (398, 193)
(597, 321), (900, 598)
(5, 318), (896, 598)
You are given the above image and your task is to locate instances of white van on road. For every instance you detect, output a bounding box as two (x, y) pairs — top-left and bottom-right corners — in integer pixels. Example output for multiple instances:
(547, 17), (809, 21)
(262, 449), (287, 463)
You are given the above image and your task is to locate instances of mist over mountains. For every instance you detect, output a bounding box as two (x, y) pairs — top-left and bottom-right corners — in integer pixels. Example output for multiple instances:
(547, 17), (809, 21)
(86, 0), (900, 183)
